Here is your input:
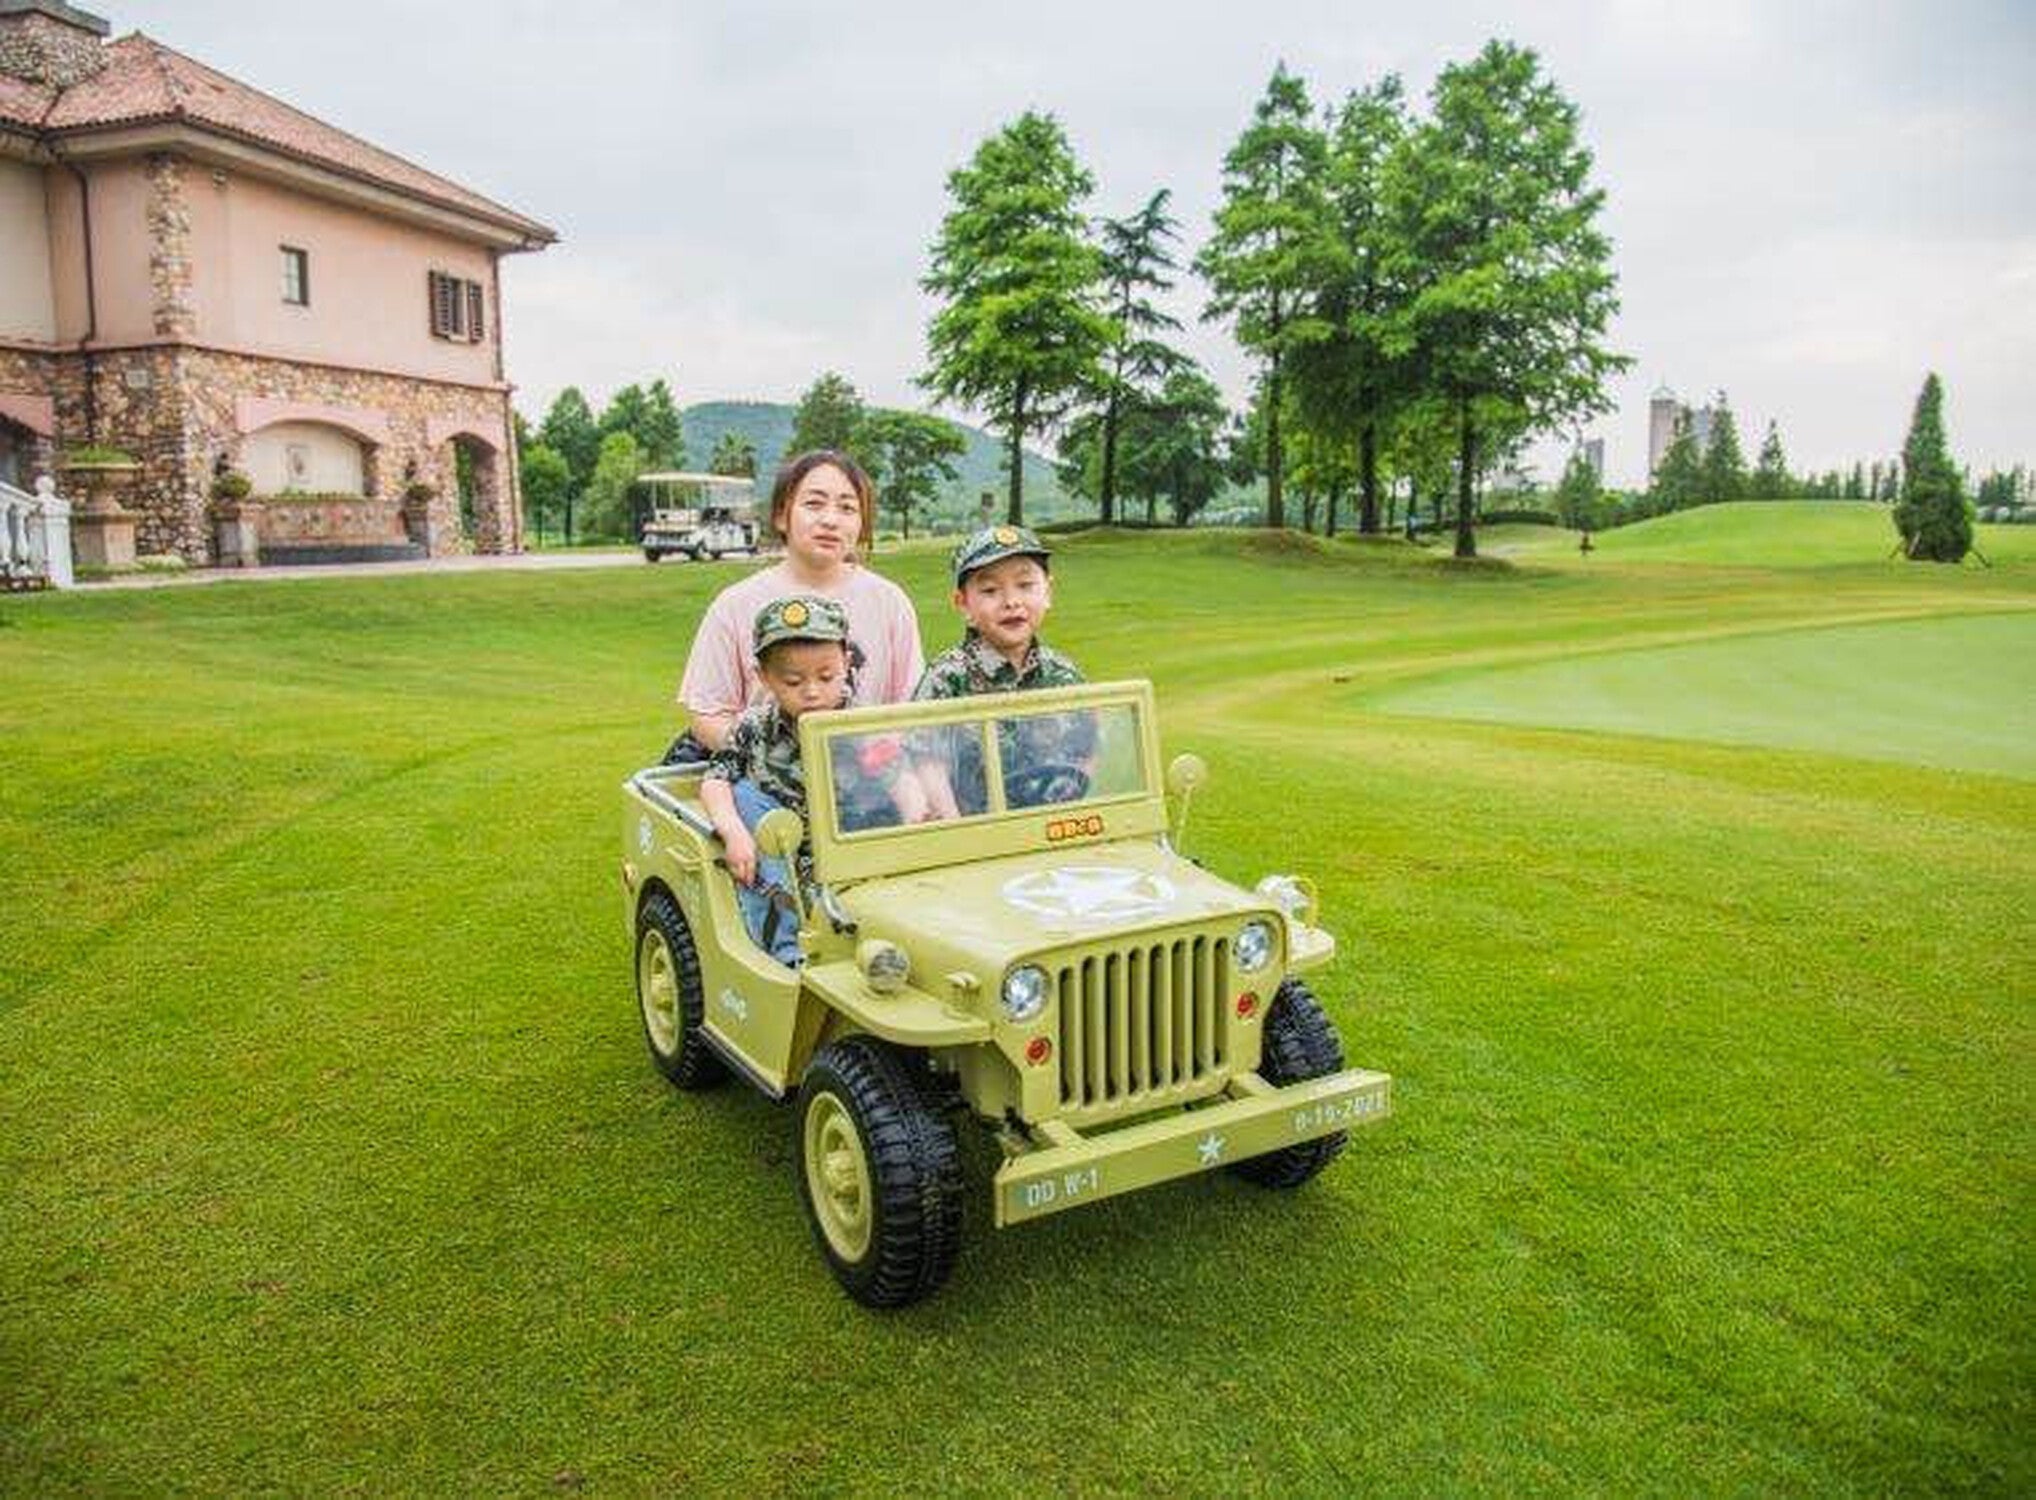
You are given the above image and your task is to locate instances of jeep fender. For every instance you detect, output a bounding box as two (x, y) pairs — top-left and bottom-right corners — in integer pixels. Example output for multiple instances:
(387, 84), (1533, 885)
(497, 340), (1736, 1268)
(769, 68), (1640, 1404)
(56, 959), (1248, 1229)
(799, 961), (993, 1048)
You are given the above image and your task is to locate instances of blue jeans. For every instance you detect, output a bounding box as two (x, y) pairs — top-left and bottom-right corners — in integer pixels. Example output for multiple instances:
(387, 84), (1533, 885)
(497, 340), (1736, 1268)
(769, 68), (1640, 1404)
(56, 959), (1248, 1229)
(732, 780), (802, 966)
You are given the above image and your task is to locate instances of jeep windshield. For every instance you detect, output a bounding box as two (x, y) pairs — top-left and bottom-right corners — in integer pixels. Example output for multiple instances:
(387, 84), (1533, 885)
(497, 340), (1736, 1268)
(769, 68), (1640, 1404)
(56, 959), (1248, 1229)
(797, 681), (1170, 884)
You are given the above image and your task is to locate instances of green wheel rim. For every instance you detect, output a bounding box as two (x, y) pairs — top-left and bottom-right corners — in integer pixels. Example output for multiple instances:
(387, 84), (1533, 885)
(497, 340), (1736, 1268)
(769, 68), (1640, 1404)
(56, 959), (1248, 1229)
(638, 929), (679, 1056)
(803, 1090), (873, 1262)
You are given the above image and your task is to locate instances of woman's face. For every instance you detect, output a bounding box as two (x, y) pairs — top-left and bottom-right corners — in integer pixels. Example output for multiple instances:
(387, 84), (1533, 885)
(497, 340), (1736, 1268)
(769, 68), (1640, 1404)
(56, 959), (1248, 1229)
(778, 463), (863, 566)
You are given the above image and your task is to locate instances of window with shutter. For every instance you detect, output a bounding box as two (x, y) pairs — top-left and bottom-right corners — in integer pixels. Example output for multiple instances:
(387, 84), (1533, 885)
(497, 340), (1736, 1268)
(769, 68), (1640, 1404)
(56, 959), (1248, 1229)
(466, 280), (484, 342)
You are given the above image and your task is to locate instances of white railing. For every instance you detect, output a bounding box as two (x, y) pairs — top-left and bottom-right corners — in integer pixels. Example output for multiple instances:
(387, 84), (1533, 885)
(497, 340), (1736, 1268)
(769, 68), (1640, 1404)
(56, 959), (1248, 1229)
(1, 477), (73, 590)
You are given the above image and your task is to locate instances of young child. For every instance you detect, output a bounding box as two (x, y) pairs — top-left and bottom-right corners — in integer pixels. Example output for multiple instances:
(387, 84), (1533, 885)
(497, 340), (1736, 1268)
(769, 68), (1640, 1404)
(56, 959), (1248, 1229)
(913, 525), (1091, 811)
(914, 525), (1083, 698)
(699, 596), (857, 966)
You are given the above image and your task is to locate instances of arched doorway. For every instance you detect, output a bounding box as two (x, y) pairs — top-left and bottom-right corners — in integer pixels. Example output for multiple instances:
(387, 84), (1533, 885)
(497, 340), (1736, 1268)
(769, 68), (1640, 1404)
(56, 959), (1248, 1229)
(449, 433), (502, 550)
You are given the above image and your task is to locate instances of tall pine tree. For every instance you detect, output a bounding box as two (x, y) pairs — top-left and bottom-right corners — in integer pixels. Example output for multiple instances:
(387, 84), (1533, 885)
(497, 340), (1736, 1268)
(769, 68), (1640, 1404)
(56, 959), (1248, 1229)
(1893, 372), (1972, 562)
(1092, 190), (1187, 525)
(1751, 420), (1790, 499)
(1700, 391), (1746, 503)
(922, 112), (1112, 524)
(1196, 64), (1331, 530)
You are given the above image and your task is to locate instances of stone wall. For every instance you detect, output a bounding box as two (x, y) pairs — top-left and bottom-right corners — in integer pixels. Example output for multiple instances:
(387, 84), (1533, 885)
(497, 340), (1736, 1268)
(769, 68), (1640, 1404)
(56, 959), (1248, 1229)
(146, 154), (196, 340)
(0, 341), (519, 563)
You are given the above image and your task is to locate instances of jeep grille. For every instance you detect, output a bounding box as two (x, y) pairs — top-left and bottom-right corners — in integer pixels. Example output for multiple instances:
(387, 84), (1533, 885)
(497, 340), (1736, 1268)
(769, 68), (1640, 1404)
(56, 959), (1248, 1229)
(1055, 937), (1229, 1110)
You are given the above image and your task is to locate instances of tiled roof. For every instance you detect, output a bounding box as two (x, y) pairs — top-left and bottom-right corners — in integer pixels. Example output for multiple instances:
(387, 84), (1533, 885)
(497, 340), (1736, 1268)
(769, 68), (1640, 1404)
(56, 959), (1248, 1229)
(1, 33), (553, 242)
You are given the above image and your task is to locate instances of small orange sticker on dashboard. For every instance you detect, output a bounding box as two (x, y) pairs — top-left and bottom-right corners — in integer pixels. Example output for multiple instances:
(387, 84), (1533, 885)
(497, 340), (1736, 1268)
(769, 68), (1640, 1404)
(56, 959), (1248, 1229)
(1045, 814), (1104, 842)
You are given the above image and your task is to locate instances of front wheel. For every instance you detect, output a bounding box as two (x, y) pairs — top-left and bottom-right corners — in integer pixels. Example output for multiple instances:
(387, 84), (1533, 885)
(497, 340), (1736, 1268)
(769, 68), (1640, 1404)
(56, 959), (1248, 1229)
(1229, 979), (1347, 1189)
(794, 1037), (962, 1308)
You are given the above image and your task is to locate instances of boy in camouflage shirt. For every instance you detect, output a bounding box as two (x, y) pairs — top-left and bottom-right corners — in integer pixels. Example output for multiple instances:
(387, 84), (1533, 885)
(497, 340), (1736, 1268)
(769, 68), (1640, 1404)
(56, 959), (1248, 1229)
(913, 525), (1092, 812)
(702, 596), (927, 965)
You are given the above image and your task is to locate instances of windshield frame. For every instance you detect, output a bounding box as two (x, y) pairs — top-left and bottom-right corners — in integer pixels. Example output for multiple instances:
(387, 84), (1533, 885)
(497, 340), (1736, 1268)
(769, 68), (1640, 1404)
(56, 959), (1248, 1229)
(797, 680), (1169, 885)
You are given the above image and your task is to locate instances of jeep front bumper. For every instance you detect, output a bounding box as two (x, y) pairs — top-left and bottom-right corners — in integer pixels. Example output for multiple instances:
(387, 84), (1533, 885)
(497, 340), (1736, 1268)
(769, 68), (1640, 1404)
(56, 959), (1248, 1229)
(993, 1067), (1391, 1227)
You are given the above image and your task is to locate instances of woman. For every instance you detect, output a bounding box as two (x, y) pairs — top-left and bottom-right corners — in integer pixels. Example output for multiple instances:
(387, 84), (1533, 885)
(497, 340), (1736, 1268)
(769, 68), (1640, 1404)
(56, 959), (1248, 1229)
(676, 449), (924, 751)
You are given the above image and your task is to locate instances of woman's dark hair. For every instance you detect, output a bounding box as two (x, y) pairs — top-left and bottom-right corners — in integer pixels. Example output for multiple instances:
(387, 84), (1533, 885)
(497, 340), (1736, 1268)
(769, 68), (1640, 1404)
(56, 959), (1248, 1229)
(769, 449), (876, 548)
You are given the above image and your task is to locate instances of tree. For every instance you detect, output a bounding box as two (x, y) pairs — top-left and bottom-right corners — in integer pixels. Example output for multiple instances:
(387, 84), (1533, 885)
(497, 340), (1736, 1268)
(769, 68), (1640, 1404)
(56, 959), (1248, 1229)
(1751, 420), (1790, 499)
(1700, 392), (1746, 504)
(537, 387), (600, 495)
(639, 378), (686, 470)
(1288, 75), (1410, 535)
(580, 430), (643, 541)
(1553, 447), (1603, 530)
(1650, 411), (1704, 512)
(789, 371), (868, 458)
(1893, 372), (1971, 562)
(519, 442), (570, 544)
(1146, 369), (1231, 526)
(859, 410), (965, 539)
(1388, 41), (1628, 557)
(1196, 63), (1330, 531)
(709, 431), (756, 477)
(1844, 462), (1866, 500)
(1092, 189), (1187, 525)
(922, 111), (1112, 524)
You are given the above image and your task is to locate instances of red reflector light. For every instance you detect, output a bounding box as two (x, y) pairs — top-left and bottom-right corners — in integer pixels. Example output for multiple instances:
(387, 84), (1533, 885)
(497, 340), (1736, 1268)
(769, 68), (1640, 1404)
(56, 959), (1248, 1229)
(1236, 992), (1259, 1019)
(1025, 1036), (1053, 1066)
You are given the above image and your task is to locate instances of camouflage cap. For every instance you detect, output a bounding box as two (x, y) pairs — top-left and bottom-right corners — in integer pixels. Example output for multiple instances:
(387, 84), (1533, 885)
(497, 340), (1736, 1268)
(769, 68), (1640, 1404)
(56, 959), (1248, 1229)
(752, 594), (850, 657)
(951, 523), (1051, 586)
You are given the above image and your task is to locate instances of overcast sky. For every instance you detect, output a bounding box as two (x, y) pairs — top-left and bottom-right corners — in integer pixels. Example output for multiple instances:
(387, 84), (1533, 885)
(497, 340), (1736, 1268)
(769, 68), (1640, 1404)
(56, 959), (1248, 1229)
(115, 0), (2033, 487)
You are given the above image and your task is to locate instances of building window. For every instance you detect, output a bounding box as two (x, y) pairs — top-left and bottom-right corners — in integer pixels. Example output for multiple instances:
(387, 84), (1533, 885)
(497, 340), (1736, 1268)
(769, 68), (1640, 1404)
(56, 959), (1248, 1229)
(281, 246), (309, 305)
(428, 270), (485, 342)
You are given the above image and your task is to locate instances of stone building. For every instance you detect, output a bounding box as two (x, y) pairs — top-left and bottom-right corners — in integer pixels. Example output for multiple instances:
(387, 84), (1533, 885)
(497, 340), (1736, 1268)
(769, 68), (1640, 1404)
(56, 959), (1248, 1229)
(0, 1), (554, 566)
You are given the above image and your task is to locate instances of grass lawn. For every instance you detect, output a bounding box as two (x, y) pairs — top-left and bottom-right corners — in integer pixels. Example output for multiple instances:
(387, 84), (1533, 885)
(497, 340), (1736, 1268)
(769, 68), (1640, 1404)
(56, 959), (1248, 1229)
(2, 523), (2030, 1492)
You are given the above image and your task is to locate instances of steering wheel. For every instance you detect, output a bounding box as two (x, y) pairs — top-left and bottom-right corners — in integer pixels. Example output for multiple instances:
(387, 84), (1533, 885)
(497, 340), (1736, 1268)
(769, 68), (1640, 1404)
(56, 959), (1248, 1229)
(1004, 762), (1091, 808)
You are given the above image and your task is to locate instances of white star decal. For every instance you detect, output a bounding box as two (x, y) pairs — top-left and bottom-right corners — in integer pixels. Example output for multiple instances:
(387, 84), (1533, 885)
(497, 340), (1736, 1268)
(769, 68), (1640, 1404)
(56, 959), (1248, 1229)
(1001, 866), (1177, 921)
(1197, 1131), (1226, 1166)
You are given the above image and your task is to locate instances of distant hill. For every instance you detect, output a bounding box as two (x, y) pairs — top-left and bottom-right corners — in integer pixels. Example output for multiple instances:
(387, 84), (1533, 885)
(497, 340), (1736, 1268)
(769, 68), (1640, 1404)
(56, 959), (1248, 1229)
(680, 401), (1070, 528)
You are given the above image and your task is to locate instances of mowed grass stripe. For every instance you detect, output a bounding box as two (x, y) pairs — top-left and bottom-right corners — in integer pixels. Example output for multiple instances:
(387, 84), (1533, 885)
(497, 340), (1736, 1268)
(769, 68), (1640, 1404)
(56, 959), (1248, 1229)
(1363, 612), (2036, 777)
(2, 532), (2030, 1492)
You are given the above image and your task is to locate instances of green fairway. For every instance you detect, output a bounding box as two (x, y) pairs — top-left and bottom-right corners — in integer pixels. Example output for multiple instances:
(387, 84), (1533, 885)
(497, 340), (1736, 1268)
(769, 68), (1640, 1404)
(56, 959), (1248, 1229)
(3, 533), (2030, 1493)
(1369, 612), (2036, 776)
(1479, 502), (2036, 569)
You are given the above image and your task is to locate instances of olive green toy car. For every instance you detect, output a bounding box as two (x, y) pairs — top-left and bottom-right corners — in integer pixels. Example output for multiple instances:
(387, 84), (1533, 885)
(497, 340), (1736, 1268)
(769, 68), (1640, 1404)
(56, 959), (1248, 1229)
(621, 680), (1391, 1307)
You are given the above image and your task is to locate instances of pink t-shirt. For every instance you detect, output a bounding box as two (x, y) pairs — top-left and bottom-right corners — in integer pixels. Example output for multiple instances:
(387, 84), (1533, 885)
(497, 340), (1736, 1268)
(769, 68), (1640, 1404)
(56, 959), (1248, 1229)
(677, 563), (926, 719)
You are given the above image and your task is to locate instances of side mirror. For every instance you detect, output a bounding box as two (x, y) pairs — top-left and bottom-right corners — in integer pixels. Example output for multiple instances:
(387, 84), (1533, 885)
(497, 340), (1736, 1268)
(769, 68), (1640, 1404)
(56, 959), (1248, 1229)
(1165, 753), (1208, 850)
(754, 807), (805, 860)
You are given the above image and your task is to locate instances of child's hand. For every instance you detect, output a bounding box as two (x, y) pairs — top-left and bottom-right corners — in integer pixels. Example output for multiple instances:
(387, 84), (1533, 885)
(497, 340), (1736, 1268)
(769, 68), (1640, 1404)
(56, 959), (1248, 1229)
(891, 770), (931, 825)
(723, 826), (759, 886)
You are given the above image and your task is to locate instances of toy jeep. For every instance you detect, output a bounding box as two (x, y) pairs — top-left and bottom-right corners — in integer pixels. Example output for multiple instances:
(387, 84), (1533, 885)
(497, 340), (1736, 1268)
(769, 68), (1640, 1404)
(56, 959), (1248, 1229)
(620, 681), (1391, 1306)
(639, 471), (761, 562)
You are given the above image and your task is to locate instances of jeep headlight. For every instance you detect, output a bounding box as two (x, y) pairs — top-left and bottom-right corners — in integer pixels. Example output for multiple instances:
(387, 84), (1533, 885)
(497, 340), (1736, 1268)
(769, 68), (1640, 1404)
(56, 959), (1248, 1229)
(1001, 964), (1049, 1023)
(1235, 919), (1276, 975)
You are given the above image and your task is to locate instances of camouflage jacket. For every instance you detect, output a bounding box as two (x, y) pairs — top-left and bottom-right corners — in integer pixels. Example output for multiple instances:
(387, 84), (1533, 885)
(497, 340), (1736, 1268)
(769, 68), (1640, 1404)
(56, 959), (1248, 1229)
(703, 699), (809, 819)
(913, 631), (1085, 700)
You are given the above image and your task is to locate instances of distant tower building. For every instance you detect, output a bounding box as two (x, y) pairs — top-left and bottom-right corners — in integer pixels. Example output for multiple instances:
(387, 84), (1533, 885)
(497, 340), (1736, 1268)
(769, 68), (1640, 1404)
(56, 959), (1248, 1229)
(1647, 385), (1680, 477)
(1581, 438), (1604, 478)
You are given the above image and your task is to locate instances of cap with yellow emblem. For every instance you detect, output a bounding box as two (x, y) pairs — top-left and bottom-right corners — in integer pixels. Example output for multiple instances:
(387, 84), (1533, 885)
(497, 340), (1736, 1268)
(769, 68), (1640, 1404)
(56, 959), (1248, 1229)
(950, 523), (1051, 587)
(751, 595), (851, 658)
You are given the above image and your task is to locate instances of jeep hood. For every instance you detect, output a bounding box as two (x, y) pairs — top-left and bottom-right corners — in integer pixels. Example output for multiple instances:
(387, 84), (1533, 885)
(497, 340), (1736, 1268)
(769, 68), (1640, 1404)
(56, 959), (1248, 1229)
(836, 840), (1270, 972)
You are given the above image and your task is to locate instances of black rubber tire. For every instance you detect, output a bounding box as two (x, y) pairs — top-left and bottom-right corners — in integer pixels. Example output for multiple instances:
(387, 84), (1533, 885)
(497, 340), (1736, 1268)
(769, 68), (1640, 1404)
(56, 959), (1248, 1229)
(634, 888), (727, 1090)
(643, 547), (661, 563)
(794, 1037), (963, 1308)
(1229, 978), (1348, 1189)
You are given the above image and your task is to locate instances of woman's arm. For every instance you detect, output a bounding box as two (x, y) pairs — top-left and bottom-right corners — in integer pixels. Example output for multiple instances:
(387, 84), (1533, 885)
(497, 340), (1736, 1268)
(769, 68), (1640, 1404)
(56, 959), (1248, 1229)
(688, 710), (736, 754)
(677, 588), (754, 752)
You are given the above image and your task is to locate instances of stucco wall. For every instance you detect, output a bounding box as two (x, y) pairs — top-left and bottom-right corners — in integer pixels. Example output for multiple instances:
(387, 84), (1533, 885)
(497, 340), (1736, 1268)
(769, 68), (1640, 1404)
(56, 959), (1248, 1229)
(183, 168), (499, 385)
(0, 160), (56, 341)
(242, 419), (367, 496)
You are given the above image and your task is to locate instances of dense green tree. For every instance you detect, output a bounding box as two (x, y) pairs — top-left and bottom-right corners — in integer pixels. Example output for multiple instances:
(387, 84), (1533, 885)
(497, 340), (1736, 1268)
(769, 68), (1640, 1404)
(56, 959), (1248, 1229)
(860, 409), (966, 539)
(1195, 63), (1331, 531)
(1975, 465), (2024, 513)
(1553, 447), (1603, 529)
(1844, 462), (1865, 500)
(1092, 189), (1187, 525)
(1894, 372), (1971, 562)
(537, 386), (600, 494)
(639, 379), (686, 470)
(580, 430), (643, 541)
(1751, 420), (1790, 499)
(1288, 75), (1409, 534)
(1650, 411), (1704, 512)
(1700, 393), (1747, 503)
(1388, 41), (1628, 557)
(519, 442), (570, 543)
(788, 371), (868, 458)
(708, 431), (756, 477)
(922, 111), (1113, 524)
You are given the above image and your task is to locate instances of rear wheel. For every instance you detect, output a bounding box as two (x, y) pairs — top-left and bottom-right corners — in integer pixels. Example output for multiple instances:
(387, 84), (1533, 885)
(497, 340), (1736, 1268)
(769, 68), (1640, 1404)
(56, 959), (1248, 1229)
(795, 1037), (962, 1307)
(1229, 979), (1347, 1188)
(635, 889), (726, 1089)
